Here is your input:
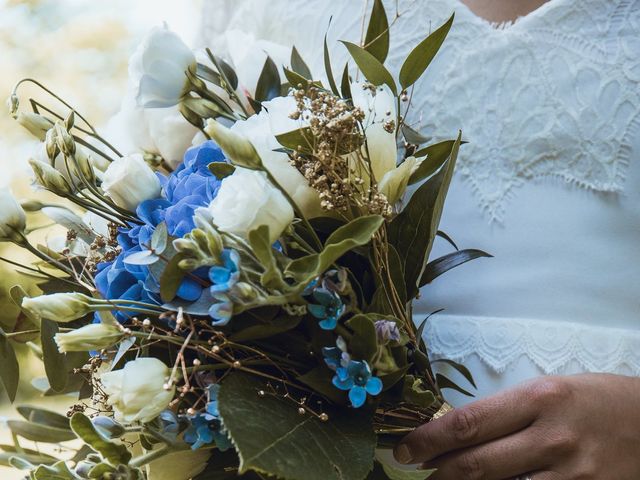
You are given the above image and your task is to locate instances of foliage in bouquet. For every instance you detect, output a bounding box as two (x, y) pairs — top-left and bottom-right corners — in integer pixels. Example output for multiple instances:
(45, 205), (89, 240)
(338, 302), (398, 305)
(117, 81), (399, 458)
(1, 2), (490, 479)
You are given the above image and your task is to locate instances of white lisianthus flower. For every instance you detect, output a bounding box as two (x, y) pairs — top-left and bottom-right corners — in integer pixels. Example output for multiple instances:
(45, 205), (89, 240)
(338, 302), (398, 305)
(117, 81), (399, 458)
(207, 168), (294, 243)
(350, 81), (398, 182)
(101, 154), (162, 211)
(54, 323), (125, 353)
(100, 358), (174, 424)
(229, 96), (323, 218)
(0, 190), (26, 242)
(130, 26), (195, 108)
(21, 293), (93, 323)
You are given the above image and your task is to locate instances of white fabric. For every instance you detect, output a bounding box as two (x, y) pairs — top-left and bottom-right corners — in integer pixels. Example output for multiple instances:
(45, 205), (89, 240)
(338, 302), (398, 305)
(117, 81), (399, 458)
(198, 0), (640, 405)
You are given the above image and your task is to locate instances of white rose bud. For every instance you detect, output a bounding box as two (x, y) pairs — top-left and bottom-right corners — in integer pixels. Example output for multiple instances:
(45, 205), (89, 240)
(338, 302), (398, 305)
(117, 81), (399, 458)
(130, 26), (196, 108)
(0, 190), (27, 242)
(101, 154), (161, 211)
(21, 292), (94, 323)
(350, 81), (398, 182)
(54, 323), (125, 353)
(100, 358), (174, 424)
(207, 168), (294, 244)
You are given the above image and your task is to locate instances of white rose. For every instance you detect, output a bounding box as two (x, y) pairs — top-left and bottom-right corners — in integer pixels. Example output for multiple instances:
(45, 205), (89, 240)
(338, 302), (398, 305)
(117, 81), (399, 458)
(100, 358), (174, 424)
(103, 93), (198, 168)
(230, 96), (323, 218)
(129, 26), (195, 108)
(207, 168), (294, 243)
(54, 323), (124, 353)
(21, 292), (93, 323)
(101, 154), (162, 211)
(350, 81), (398, 182)
(0, 190), (26, 241)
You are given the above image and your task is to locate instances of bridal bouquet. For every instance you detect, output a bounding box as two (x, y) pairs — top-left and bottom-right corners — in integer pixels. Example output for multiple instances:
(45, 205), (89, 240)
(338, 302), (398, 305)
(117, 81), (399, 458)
(1, 2), (488, 479)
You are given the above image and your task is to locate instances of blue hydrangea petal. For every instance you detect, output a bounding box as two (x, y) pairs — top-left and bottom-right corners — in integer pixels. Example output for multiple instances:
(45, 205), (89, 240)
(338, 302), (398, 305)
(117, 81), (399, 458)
(176, 277), (203, 302)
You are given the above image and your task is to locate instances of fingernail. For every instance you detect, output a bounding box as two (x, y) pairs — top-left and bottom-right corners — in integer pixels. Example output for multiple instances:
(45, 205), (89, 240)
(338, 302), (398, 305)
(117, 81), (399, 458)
(394, 443), (413, 464)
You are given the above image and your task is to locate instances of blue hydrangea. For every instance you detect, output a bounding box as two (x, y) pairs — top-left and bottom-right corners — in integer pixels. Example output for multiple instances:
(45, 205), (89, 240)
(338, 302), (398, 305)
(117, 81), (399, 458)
(332, 360), (383, 408)
(96, 141), (227, 317)
(183, 385), (232, 451)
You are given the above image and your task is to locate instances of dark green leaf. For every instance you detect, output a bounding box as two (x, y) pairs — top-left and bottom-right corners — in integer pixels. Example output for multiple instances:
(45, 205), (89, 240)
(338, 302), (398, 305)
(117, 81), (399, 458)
(420, 249), (492, 286)
(206, 49), (238, 90)
(388, 132), (461, 299)
(436, 373), (474, 397)
(196, 63), (222, 86)
(346, 314), (379, 363)
(70, 412), (132, 465)
(409, 139), (458, 184)
(0, 328), (19, 402)
(41, 319), (67, 393)
(230, 315), (301, 342)
(219, 372), (376, 480)
(436, 230), (458, 251)
(17, 406), (70, 430)
(364, 0), (390, 63)
(254, 56), (281, 103)
(7, 420), (76, 443)
(399, 13), (454, 89)
(291, 46), (312, 79)
(324, 33), (340, 95)
(401, 124), (430, 145)
(159, 252), (188, 303)
(341, 63), (352, 99)
(378, 366), (409, 392)
(297, 367), (346, 404)
(248, 225), (287, 290)
(432, 359), (477, 389)
(275, 127), (315, 155)
(208, 162), (235, 180)
(284, 68), (310, 89)
(401, 376), (436, 408)
(341, 41), (397, 95)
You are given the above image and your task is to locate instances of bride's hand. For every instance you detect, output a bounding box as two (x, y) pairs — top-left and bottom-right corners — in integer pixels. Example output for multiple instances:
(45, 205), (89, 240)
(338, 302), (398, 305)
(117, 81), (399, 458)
(393, 373), (640, 479)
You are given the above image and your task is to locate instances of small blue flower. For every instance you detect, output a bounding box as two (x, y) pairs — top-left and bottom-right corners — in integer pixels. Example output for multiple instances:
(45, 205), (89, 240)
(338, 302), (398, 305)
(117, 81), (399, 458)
(208, 293), (233, 326)
(322, 336), (350, 371)
(332, 360), (383, 408)
(209, 249), (240, 294)
(183, 384), (232, 451)
(307, 287), (345, 330)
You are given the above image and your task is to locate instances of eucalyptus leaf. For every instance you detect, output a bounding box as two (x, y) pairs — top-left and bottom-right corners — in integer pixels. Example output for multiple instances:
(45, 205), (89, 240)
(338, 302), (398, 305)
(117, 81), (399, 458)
(124, 250), (159, 266)
(208, 162), (235, 180)
(420, 249), (492, 286)
(341, 41), (397, 95)
(291, 46), (312, 79)
(0, 328), (19, 402)
(399, 13), (454, 89)
(7, 420), (77, 443)
(254, 56), (281, 103)
(41, 319), (67, 393)
(364, 0), (390, 63)
(150, 222), (168, 254)
(219, 372), (376, 480)
(70, 412), (132, 465)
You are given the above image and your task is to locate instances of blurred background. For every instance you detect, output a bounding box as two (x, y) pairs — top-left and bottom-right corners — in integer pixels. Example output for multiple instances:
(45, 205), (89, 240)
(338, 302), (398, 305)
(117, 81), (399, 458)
(0, 0), (200, 476)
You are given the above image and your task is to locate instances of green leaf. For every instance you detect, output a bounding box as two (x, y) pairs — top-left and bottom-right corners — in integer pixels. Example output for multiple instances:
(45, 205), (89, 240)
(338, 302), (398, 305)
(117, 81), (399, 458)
(297, 367), (346, 404)
(409, 139), (458, 184)
(151, 222), (168, 254)
(219, 372), (376, 480)
(341, 41), (397, 95)
(159, 252), (188, 303)
(0, 328), (19, 402)
(401, 377), (436, 408)
(285, 215), (384, 285)
(7, 420), (76, 443)
(0, 444), (56, 467)
(208, 162), (235, 180)
(399, 13), (454, 89)
(32, 460), (78, 480)
(364, 0), (390, 63)
(70, 412), (132, 465)
(230, 315), (301, 342)
(388, 132), (461, 299)
(248, 225), (287, 290)
(275, 127), (315, 155)
(401, 124), (430, 145)
(145, 445), (211, 480)
(291, 46), (312, 79)
(432, 359), (477, 389)
(206, 49), (239, 91)
(419, 249), (492, 287)
(341, 63), (352, 99)
(17, 406), (70, 430)
(436, 373), (475, 397)
(124, 250), (159, 266)
(41, 319), (67, 393)
(284, 68), (311, 89)
(346, 314), (379, 363)
(324, 33), (340, 95)
(254, 56), (281, 103)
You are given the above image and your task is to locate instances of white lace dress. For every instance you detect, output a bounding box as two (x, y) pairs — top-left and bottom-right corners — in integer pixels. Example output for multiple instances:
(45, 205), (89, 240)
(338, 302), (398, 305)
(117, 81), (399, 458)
(198, 0), (640, 406)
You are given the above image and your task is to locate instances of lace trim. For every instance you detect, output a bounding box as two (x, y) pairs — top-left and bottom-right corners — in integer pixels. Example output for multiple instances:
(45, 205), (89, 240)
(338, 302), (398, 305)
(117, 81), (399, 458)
(423, 314), (640, 375)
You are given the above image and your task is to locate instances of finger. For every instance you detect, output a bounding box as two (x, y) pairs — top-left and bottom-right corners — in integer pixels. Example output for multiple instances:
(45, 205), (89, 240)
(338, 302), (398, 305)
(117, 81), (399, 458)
(423, 426), (550, 480)
(394, 380), (551, 464)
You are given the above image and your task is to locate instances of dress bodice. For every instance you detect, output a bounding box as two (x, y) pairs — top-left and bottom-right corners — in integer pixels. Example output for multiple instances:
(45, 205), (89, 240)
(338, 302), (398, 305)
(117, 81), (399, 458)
(198, 0), (640, 386)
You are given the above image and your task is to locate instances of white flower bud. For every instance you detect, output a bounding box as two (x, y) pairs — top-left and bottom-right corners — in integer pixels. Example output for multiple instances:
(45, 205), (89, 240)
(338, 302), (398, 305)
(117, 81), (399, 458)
(21, 292), (94, 323)
(0, 190), (26, 242)
(54, 323), (125, 353)
(29, 158), (74, 195)
(206, 168), (294, 244)
(16, 112), (53, 141)
(100, 358), (175, 424)
(204, 119), (263, 169)
(101, 154), (161, 211)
